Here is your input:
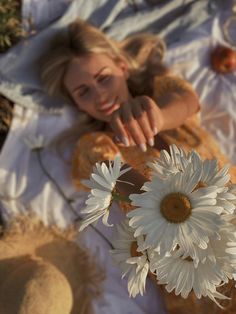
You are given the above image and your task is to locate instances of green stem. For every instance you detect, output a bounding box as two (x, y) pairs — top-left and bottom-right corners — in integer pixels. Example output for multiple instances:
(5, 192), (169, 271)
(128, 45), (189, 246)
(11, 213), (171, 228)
(112, 192), (131, 203)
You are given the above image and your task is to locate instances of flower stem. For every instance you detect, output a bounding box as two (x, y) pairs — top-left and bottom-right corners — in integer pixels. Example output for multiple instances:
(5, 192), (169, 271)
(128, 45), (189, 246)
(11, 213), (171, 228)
(112, 192), (131, 203)
(36, 149), (79, 219)
(36, 149), (114, 249)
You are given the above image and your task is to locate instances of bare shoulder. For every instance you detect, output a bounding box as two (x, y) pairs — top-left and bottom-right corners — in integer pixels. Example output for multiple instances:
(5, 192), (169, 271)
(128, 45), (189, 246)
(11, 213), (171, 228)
(152, 73), (197, 108)
(153, 73), (196, 94)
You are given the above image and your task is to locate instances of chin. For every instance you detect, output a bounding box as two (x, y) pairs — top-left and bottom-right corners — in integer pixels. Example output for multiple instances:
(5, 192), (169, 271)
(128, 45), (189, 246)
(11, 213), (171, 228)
(94, 114), (110, 123)
(102, 116), (112, 123)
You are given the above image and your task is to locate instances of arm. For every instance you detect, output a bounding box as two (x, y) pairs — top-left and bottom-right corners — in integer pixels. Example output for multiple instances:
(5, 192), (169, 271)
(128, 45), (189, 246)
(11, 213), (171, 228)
(152, 75), (200, 132)
(113, 77), (201, 196)
(110, 75), (200, 151)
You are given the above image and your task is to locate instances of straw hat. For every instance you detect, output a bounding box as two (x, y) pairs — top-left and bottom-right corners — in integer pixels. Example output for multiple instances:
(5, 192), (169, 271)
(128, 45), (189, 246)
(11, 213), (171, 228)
(0, 214), (104, 314)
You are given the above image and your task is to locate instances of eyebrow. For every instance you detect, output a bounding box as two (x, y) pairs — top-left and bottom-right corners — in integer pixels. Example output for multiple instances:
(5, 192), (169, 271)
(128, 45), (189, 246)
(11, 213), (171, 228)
(72, 66), (108, 93)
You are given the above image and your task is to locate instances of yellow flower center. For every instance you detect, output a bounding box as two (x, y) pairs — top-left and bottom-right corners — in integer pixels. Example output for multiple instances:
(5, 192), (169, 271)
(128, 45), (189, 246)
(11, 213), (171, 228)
(130, 241), (143, 258)
(160, 192), (192, 223)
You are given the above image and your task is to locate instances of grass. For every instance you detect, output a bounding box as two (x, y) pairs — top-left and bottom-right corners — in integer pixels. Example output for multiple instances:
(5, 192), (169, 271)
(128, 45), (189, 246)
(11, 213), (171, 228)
(0, 0), (23, 53)
(0, 0), (23, 149)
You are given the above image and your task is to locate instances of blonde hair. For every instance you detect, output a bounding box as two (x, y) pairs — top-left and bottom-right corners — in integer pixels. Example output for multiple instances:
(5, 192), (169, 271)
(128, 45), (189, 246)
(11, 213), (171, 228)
(40, 18), (166, 144)
(41, 18), (166, 97)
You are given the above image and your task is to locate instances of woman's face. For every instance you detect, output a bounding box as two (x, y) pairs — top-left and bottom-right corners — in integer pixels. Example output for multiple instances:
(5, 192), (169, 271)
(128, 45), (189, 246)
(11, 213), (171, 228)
(64, 53), (131, 122)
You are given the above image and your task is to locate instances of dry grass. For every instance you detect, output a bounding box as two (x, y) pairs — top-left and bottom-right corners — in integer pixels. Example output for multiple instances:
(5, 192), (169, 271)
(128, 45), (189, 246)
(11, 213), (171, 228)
(0, 95), (14, 150)
(0, 1), (22, 150)
(0, 0), (23, 53)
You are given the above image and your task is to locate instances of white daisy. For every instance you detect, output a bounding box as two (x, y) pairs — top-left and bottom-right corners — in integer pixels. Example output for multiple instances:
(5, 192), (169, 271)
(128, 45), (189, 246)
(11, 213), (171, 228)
(79, 155), (131, 231)
(110, 220), (149, 298)
(128, 165), (224, 259)
(155, 250), (229, 307)
(148, 144), (189, 178)
(195, 156), (230, 188)
(189, 150), (236, 213)
(0, 166), (28, 218)
(23, 134), (45, 151)
(222, 224), (236, 265)
(175, 224), (236, 272)
(150, 147), (234, 214)
(227, 184), (236, 208)
(214, 186), (236, 214)
(212, 228), (236, 282)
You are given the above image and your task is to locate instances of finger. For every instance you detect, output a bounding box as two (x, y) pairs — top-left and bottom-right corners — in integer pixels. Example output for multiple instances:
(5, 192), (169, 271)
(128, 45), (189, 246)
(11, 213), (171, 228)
(110, 110), (129, 146)
(113, 131), (135, 146)
(113, 135), (122, 144)
(123, 128), (136, 146)
(132, 98), (155, 147)
(141, 96), (159, 135)
(120, 103), (147, 151)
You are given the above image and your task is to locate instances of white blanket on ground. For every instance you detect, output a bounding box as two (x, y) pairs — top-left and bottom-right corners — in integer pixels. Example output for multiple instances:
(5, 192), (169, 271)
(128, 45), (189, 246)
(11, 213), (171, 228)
(166, 13), (236, 165)
(0, 1), (236, 313)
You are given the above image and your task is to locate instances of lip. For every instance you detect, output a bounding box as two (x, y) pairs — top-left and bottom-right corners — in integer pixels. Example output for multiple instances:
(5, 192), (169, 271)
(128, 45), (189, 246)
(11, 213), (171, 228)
(99, 98), (120, 116)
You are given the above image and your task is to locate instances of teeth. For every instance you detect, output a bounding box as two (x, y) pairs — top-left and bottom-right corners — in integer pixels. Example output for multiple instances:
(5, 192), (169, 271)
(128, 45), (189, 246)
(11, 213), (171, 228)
(106, 101), (114, 108)
(101, 100), (115, 109)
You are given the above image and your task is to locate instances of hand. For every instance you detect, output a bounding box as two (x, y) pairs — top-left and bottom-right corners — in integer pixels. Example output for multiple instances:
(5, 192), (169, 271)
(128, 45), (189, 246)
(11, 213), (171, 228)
(110, 95), (164, 151)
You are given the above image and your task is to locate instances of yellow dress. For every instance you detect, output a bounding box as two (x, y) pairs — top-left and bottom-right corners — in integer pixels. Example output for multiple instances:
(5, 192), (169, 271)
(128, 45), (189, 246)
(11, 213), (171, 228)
(71, 114), (236, 190)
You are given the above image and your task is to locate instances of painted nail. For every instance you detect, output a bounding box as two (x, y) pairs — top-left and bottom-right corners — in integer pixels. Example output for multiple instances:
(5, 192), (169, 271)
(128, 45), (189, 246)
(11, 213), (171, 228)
(121, 136), (129, 146)
(139, 143), (147, 152)
(148, 138), (154, 147)
(114, 136), (121, 143)
(153, 127), (158, 135)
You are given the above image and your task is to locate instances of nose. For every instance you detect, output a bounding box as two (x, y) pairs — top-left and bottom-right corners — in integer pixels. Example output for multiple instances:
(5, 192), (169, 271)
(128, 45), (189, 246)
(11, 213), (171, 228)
(94, 85), (109, 106)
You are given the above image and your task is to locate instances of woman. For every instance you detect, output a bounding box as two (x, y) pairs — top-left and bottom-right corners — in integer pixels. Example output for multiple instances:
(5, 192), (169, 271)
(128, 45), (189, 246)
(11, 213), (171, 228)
(40, 18), (236, 313)
(40, 17), (234, 189)
(40, 18), (200, 152)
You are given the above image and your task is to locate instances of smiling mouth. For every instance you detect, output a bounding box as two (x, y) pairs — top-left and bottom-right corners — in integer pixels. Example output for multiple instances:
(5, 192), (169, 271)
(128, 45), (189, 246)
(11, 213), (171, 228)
(99, 98), (120, 116)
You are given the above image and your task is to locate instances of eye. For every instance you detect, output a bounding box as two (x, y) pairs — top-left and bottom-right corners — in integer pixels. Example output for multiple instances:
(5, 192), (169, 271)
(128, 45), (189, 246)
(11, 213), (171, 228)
(98, 74), (111, 83)
(78, 87), (89, 97)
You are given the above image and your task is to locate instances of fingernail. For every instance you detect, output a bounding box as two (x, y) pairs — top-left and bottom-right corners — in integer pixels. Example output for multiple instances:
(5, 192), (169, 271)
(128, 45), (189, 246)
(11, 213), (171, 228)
(139, 143), (147, 152)
(122, 136), (129, 146)
(148, 138), (154, 147)
(114, 136), (121, 143)
(153, 127), (158, 135)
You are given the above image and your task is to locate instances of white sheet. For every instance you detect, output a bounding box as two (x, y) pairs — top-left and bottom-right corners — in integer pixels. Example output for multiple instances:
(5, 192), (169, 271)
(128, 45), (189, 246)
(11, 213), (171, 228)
(0, 1), (236, 313)
(165, 13), (236, 165)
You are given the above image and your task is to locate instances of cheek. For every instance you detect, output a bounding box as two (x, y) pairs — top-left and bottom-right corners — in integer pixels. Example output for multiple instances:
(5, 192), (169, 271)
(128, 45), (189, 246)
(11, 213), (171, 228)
(117, 78), (130, 99)
(112, 74), (128, 93)
(74, 99), (102, 120)
(73, 94), (90, 111)
(74, 99), (91, 115)
(73, 99), (84, 112)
